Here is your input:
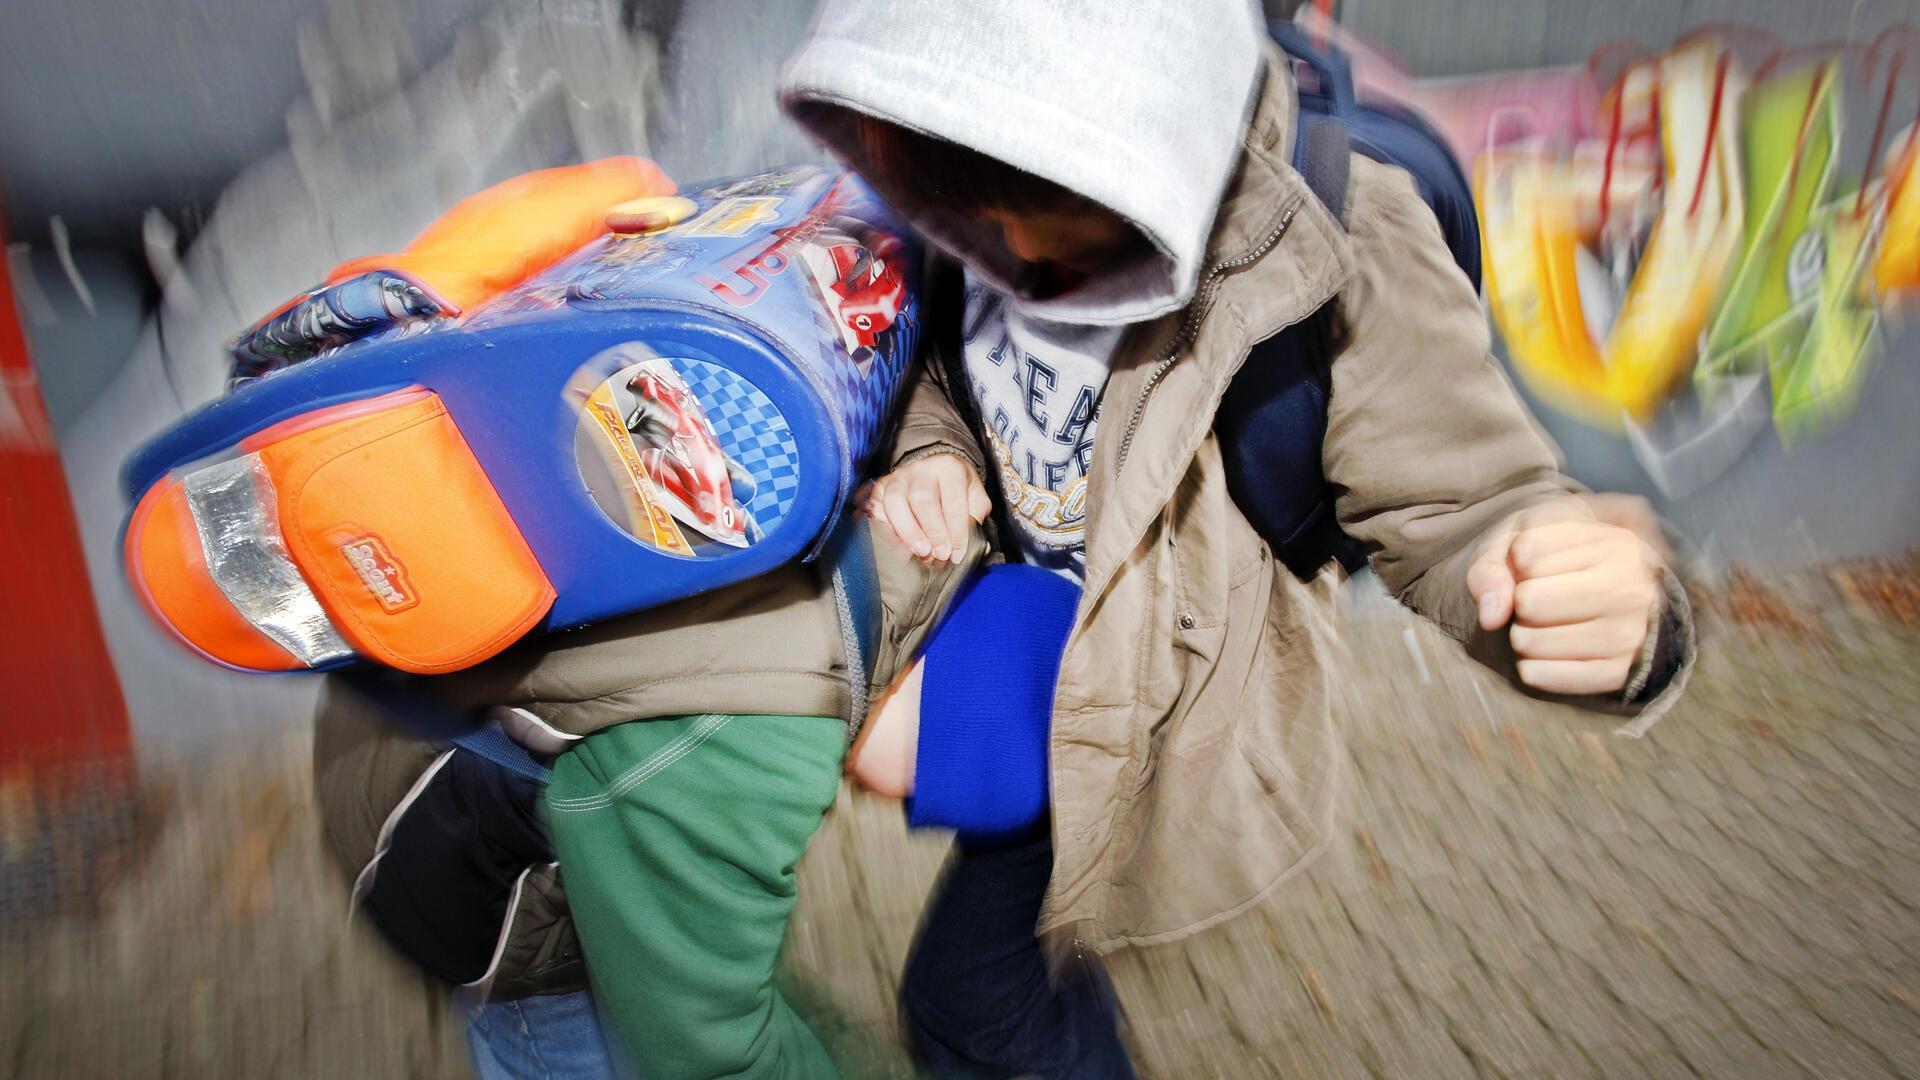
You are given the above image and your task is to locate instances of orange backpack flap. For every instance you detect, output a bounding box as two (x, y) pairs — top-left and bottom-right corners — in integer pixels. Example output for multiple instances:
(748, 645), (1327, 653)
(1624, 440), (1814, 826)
(325, 156), (677, 314)
(250, 391), (556, 674)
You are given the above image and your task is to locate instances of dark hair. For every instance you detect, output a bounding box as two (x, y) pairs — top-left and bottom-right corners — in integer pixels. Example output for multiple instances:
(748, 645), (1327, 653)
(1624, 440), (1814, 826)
(851, 113), (1092, 218)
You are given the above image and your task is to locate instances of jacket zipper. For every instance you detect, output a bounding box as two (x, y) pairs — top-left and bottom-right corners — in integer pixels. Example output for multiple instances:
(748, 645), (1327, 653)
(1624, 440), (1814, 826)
(1045, 198), (1306, 951)
(1114, 197), (1305, 474)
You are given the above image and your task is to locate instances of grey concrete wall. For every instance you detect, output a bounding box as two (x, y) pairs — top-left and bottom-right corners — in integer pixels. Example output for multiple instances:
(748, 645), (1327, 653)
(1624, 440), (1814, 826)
(0, 0), (493, 246)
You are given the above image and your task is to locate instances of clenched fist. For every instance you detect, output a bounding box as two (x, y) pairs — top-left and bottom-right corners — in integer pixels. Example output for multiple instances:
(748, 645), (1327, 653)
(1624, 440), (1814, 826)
(1466, 500), (1665, 696)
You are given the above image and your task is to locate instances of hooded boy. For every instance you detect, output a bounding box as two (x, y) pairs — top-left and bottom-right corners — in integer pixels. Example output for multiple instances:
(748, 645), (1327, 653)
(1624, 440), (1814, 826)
(778, 0), (1694, 1075)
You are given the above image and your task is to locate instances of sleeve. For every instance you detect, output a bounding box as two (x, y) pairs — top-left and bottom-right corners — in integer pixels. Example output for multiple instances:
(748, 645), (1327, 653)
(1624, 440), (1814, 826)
(1324, 161), (1693, 726)
(543, 711), (846, 1076)
(890, 353), (985, 472)
(906, 564), (1079, 837)
(866, 518), (993, 701)
(888, 258), (987, 474)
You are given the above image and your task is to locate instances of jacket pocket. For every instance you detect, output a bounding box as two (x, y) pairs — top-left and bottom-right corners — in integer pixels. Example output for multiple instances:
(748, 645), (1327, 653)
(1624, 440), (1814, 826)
(1233, 577), (1339, 845)
(1164, 541), (1273, 757)
(1167, 437), (1270, 629)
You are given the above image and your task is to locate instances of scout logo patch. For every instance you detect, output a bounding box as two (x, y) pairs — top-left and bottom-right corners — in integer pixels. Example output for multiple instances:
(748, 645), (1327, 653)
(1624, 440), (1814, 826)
(340, 532), (420, 613)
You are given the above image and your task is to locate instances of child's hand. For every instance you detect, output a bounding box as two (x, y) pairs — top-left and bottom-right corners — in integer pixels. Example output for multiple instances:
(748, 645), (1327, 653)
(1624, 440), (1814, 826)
(1466, 502), (1663, 695)
(863, 452), (991, 564)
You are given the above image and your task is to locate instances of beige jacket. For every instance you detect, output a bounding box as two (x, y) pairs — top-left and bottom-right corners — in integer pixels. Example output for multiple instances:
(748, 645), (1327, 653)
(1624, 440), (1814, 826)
(891, 52), (1695, 955)
(392, 524), (982, 738)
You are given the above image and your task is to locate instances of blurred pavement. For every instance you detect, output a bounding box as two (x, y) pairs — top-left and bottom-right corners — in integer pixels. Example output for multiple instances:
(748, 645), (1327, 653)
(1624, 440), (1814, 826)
(5, 564), (1917, 1078)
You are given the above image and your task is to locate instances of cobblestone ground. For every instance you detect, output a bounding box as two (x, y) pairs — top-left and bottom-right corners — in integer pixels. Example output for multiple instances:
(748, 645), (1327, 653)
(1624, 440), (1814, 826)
(4, 565), (1918, 1078)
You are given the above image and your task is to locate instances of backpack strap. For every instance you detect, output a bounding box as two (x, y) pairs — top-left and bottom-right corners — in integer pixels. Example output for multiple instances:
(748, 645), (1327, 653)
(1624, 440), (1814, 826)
(339, 668), (554, 784)
(924, 256), (1015, 548)
(1272, 19), (1355, 229)
(819, 513), (882, 739)
(1215, 32), (1370, 578)
(1294, 112), (1351, 228)
(447, 720), (554, 785)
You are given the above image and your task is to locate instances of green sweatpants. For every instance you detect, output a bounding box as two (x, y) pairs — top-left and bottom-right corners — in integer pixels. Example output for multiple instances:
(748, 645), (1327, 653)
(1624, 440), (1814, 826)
(545, 712), (846, 1079)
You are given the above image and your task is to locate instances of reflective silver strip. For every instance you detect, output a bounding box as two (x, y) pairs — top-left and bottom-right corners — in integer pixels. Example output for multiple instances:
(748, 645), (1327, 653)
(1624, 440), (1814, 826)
(182, 454), (354, 666)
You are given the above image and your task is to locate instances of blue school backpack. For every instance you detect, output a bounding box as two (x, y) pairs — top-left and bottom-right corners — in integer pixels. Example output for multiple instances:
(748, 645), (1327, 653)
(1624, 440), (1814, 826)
(120, 162), (916, 677)
(1214, 22), (1482, 576)
(123, 164), (918, 990)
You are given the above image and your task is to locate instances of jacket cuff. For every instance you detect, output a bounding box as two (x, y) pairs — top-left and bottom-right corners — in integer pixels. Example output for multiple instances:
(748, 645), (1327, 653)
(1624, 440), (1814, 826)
(1611, 566), (1697, 738)
(1621, 596), (1668, 703)
(896, 442), (980, 471)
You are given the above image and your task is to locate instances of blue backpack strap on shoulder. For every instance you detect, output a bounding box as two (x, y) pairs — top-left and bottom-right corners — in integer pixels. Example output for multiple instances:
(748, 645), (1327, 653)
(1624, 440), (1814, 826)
(1269, 19), (1482, 289)
(339, 669), (554, 784)
(1211, 23), (1360, 578)
(1295, 114), (1352, 225)
(1217, 22), (1483, 578)
(819, 512), (882, 739)
(1271, 20), (1355, 226)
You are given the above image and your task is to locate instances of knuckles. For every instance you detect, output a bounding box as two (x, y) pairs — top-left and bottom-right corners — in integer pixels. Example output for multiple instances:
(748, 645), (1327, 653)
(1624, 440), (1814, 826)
(1505, 532), (1555, 577)
(1511, 575), (1658, 629)
(1511, 579), (1549, 621)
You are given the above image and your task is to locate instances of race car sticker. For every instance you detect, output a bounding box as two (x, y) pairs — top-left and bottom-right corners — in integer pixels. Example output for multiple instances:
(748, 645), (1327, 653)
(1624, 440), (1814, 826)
(571, 344), (794, 558)
(792, 220), (910, 377)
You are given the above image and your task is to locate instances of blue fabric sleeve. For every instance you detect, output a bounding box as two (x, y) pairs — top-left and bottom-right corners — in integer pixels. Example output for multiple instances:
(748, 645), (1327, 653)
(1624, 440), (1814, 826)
(907, 564), (1080, 839)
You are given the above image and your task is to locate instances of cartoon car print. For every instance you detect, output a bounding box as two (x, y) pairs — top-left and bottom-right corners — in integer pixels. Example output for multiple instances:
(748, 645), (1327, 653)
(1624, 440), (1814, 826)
(622, 357), (761, 548)
(797, 226), (908, 369)
(229, 272), (445, 387)
(570, 239), (699, 302)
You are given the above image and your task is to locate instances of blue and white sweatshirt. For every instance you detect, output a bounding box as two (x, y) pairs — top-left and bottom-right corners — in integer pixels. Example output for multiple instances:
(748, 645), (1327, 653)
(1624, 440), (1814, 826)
(960, 277), (1124, 580)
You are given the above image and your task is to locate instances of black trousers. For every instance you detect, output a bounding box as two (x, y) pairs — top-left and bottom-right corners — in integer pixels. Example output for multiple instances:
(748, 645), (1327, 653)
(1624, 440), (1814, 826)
(899, 826), (1138, 1079)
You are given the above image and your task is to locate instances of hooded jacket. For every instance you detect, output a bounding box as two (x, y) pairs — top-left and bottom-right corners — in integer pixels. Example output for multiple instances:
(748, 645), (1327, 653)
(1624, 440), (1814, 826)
(781, 3), (1696, 952)
(782, 0), (1263, 328)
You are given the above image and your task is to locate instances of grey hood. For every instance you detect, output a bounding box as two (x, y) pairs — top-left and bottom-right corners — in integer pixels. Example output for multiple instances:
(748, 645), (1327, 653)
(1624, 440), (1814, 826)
(779, 0), (1267, 326)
